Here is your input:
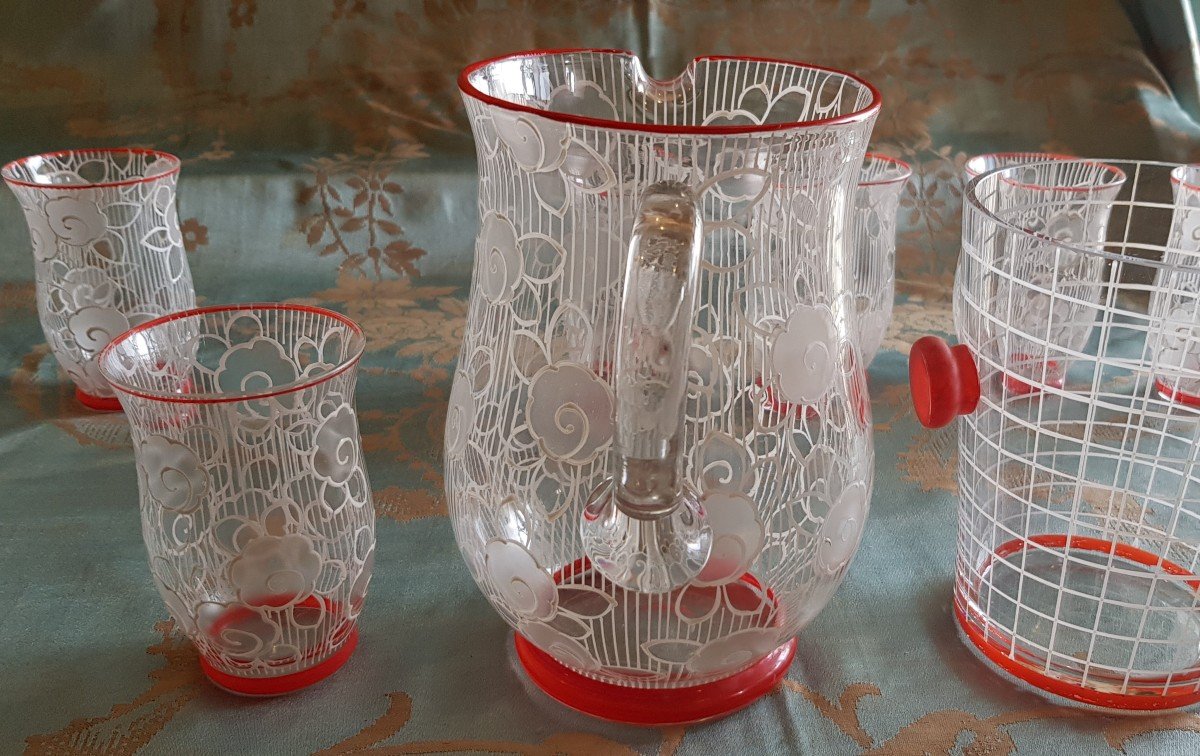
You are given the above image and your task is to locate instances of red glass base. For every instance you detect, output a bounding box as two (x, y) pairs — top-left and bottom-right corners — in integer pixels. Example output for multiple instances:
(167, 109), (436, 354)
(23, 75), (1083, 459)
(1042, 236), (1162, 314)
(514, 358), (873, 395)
(198, 595), (358, 696)
(200, 626), (358, 696)
(75, 388), (123, 412)
(1002, 356), (1063, 396)
(1155, 379), (1200, 409)
(957, 534), (1200, 712)
(755, 377), (819, 420)
(514, 634), (797, 726)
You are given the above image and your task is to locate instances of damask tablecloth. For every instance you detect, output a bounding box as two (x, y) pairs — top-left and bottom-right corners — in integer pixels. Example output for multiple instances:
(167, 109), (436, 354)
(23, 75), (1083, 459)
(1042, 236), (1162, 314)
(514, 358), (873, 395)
(2, 1), (1200, 753)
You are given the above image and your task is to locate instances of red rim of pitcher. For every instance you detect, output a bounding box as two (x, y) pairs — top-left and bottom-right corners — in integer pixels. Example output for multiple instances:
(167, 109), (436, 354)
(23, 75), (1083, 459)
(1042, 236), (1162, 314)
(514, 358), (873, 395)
(458, 48), (882, 136)
(1, 147), (181, 190)
(98, 303), (366, 405)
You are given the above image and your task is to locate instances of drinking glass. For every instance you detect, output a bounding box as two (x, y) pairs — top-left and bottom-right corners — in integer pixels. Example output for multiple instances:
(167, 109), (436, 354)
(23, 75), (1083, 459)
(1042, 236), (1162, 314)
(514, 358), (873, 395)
(3, 148), (195, 410)
(852, 153), (910, 363)
(99, 304), (374, 695)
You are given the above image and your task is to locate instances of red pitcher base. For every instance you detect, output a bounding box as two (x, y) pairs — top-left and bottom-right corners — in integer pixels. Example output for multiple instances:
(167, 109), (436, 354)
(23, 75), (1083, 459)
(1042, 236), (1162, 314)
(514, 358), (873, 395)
(514, 633), (797, 726)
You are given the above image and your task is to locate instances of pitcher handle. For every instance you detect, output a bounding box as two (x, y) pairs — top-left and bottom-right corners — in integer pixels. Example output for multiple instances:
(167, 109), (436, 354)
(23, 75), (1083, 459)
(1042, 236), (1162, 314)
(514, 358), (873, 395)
(581, 181), (712, 593)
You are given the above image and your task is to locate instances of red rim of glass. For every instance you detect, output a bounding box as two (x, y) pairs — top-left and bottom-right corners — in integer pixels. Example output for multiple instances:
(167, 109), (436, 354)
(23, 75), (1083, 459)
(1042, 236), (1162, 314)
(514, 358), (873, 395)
(1170, 164), (1200, 194)
(1155, 378), (1200, 408)
(957, 533), (1200, 710)
(988, 157), (1127, 194)
(98, 303), (366, 405)
(963, 151), (1077, 179)
(1, 147), (181, 190)
(859, 152), (912, 187)
(458, 48), (882, 136)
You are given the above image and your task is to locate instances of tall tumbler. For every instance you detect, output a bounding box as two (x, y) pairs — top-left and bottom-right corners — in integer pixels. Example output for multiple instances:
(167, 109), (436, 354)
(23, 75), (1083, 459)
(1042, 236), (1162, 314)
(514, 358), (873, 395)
(1152, 164), (1200, 405)
(99, 304), (374, 696)
(852, 153), (910, 364)
(3, 148), (195, 411)
(962, 157), (1125, 393)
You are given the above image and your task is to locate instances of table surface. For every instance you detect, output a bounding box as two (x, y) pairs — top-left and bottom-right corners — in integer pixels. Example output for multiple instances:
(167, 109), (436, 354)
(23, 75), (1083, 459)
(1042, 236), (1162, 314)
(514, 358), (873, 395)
(3, 1), (1200, 753)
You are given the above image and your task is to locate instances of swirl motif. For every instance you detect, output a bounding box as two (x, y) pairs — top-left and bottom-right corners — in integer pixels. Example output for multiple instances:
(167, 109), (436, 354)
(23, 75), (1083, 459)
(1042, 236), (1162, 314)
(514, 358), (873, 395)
(519, 621), (600, 672)
(526, 361), (614, 463)
(771, 304), (839, 404)
(686, 627), (780, 675)
(445, 372), (475, 458)
(484, 539), (557, 621)
(68, 305), (130, 354)
(215, 337), (299, 395)
(139, 435), (209, 513)
(694, 491), (766, 586)
(60, 267), (117, 310)
(228, 533), (323, 608)
(313, 403), (360, 485)
(22, 205), (57, 262)
(477, 212), (523, 304)
(817, 482), (869, 575)
(45, 194), (108, 246)
(492, 110), (567, 172)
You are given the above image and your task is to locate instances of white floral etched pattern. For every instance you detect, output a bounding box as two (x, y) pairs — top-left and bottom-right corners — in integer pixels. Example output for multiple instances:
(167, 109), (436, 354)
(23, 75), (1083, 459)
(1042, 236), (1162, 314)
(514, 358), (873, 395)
(492, 110), (568, 172)
(526, 361), (614, 463)
(229, 533), (323, 608)
(313, 403), (360, 485)
(68, 306), (131, 353)
(445, 372), (475, 458)
(477, 211), (524, 304)
(771, 304), (839, 404)
(817, 482), (869, 575)
(45, 193), (108, 246)
(695, 491), (765, 585)
(484, 538), (557, 621)
(519, 620), (601, 672)
(686, 627), (780, 675)
(216, 337), (300, 395)
(139, 435), (209, 513)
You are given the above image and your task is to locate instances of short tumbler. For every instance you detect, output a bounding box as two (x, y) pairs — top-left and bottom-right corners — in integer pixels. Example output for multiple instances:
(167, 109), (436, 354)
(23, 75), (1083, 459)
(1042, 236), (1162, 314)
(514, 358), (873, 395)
(3, 148), (196, 410)
(99, 303), (374, 695)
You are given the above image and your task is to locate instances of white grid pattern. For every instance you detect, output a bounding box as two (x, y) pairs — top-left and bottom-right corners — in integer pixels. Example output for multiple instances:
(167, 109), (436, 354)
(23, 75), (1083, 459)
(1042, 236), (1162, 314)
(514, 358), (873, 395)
(956, 159), (1200, 703)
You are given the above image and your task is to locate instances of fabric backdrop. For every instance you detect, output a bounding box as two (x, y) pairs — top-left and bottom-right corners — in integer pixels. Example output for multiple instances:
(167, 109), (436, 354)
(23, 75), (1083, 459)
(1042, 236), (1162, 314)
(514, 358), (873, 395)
(1, 1), (1199, 754)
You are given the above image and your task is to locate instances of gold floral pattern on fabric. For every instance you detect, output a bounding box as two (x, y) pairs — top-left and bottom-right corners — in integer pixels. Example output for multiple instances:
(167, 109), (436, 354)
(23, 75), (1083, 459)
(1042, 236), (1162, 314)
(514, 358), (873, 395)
(24, 622), (205, 755)
(298, 146), (428, 279)
(180, 217), (208, 252)
(373, 485), (446, 523)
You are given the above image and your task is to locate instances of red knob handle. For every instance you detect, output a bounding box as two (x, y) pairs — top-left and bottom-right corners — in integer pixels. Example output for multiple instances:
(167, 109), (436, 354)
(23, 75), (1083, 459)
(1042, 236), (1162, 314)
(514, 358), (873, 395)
(909, 336), (980, 428)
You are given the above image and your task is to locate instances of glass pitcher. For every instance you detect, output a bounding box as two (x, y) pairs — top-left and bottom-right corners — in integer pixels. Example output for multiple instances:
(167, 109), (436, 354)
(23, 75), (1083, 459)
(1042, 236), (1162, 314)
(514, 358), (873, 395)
(448, 49), (880, 725)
